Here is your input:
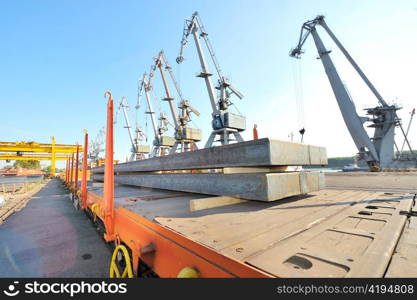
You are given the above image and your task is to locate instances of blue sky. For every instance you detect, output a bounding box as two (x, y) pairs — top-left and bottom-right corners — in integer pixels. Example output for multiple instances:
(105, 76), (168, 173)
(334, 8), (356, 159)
(1, 0), (416, 167)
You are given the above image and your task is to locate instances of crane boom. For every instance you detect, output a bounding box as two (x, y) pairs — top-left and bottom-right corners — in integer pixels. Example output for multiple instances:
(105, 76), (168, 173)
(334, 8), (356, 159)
(115, 96), (149, 161)
(318, 19), (388, 107)
(154, 51), (180, 129)
(178, 12), (218, 114)
(309, 27), (379, 162)
(139, 72), (175, 157)
(117, 97), (137, 153)
(290, 16), (416, 170)
(153, 50), (202, 153)
(399, 108), (416, 158)
(291, 17), (379, 164)
(141, 73), (159, 140)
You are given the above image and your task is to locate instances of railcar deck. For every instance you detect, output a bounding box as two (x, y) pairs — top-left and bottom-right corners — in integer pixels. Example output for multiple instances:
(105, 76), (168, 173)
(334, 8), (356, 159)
(88, 183), (416, 277)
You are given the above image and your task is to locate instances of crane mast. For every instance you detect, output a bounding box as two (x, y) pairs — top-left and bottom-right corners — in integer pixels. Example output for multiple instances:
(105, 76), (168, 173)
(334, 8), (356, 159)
(115, 96), (149, 161)
(398, 108), (416, 159)
(139, 72), (175, 157)
(153, 50), (202, 153)
(290, 15), (416, 170)
(89, 127), (105, 166)
(177, 12), (246, 147)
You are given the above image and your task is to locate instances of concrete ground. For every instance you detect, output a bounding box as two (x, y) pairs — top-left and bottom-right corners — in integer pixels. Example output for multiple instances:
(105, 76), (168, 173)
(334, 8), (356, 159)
(0, 179), (112, 277)
(325, 171), (417, 193)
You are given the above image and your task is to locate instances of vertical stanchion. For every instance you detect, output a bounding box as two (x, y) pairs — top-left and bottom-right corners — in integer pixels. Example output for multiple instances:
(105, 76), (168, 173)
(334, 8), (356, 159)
(65, 159), (69, 184)
(81, 132), (89, 209)
(103, 91), (115, 241)
(51, 136), (56, 177)
(70, 153), (74, 189)
(68, 159), (71, 184)
(75, 144), (80, 190)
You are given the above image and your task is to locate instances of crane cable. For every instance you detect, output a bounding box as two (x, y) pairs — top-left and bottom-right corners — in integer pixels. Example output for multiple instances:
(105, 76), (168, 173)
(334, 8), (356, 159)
(292, 59), (306, 143)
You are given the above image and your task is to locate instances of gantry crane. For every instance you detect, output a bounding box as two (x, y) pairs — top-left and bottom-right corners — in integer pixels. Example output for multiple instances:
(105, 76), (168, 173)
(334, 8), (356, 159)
(115, 96), (150, 161)
(290, 15), (416, 170)
(0, 137), (77, 176)
(152, 50), (201, 154)
(138, 72), (175, 157)
(176, 12), (246, 147)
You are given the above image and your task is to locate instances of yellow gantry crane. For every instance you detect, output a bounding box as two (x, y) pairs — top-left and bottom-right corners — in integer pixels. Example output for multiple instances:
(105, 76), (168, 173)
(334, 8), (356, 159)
(0, 137), (82, 176)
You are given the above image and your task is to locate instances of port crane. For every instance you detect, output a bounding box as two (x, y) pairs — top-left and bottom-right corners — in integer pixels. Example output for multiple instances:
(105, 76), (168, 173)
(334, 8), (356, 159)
(151, 50), (202, 154)
(115, 96), (149, 161)
(399, 108), (415, 159)
(89, 127), (105, 163)
(176, 12), (246, 147)
(290, 15), (416, 170)
(138, 72), (175, 157)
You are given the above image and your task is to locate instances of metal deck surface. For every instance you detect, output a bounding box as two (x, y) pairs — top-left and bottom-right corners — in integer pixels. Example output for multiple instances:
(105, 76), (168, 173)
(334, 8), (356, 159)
(89, 182), (415, 277)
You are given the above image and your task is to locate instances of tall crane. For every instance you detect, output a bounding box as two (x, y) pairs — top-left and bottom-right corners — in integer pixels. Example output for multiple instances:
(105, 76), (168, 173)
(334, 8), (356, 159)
(290, 15), (416, 170)
(138, 72), (175, 157)
(176, 12), (246, 147)
(152, 50), (202, 154)
(89, 127), (105, 166)
(114, 96), (149, 161)
(398, 108), (416, 159)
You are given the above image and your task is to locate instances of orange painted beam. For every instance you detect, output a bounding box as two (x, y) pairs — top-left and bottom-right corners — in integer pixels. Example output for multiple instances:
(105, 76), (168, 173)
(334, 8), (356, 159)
(85, 192), (270, 278)
(70, 153), (74, 187)
(103, 91), (115, 241)
(81, 133), (89, 209)
(75, 145), (80, 190)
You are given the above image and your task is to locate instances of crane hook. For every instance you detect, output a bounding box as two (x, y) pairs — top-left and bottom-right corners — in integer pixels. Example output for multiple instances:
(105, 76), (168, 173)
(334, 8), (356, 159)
(104, 91), (113, 102)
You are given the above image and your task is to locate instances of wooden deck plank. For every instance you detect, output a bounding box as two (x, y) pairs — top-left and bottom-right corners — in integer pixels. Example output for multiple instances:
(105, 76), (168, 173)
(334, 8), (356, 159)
(190, 196), (247, 211)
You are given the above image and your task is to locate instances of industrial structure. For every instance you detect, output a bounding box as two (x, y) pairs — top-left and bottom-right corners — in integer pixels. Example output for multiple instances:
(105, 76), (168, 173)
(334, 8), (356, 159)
(0, 138), (80, 176)
(290, 15), (417, 171)
(176, 12), (246, 147)
(2, 11), (417, 280)
(151, 50), (202, 154)
(59, 89), (416, 278)
(138, 72), (176, 157)
(115, 96), (150, 161)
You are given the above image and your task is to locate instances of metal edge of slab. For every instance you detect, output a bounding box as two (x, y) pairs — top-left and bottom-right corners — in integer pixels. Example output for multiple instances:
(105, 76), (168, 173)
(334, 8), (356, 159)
(92, 171), (323, 201)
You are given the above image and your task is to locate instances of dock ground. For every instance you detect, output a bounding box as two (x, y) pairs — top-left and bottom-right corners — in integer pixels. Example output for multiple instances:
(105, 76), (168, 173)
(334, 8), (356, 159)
(0, 179), (112, 277)
(325, 171), (417, 193)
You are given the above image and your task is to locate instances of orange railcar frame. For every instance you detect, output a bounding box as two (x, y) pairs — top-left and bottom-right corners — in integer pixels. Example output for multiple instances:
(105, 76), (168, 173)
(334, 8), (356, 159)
(65, 91), (270, 278)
